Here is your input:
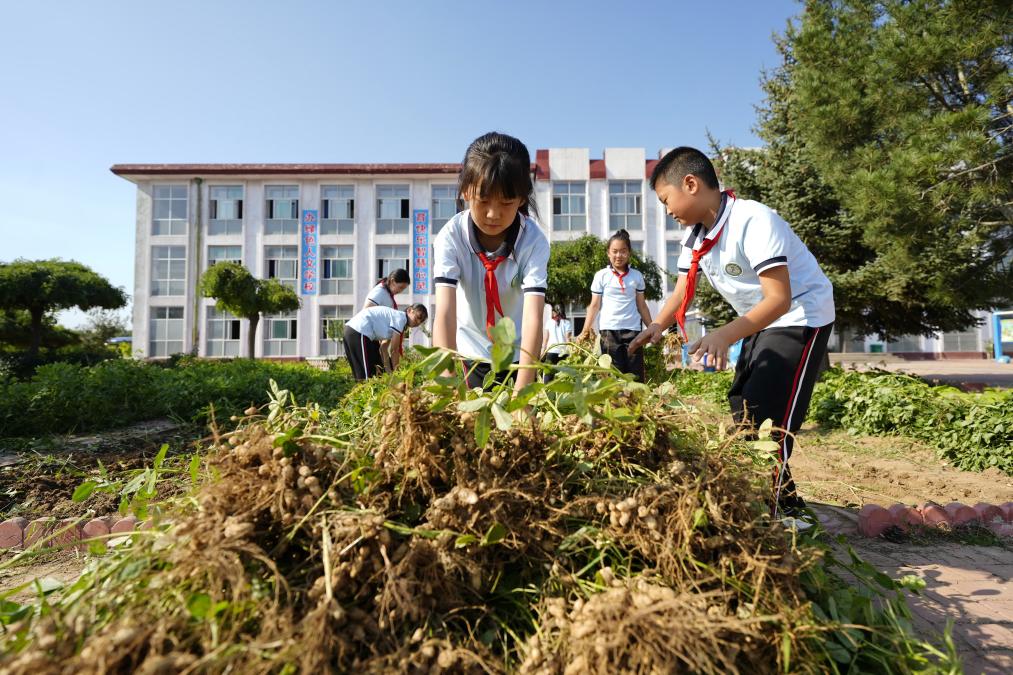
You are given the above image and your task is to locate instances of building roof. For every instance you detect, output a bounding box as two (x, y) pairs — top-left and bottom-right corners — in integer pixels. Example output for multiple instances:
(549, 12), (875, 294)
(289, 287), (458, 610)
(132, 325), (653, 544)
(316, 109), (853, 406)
(111, 156), (661, 179)
(110, 163), (463, 177)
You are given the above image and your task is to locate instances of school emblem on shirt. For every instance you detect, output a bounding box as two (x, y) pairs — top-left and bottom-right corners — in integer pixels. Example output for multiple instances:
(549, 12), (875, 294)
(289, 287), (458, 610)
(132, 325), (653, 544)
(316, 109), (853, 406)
(724, 262), (743, 277)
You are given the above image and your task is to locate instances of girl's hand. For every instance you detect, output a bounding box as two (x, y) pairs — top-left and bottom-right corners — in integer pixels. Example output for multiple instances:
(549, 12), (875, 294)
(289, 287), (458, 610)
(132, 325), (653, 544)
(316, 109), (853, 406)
(687, 331), (731, 370)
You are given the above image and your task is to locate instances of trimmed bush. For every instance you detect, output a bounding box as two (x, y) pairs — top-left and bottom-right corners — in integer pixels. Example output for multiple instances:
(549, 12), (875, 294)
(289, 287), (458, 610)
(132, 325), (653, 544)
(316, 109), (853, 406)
(0, 357), (353, 438)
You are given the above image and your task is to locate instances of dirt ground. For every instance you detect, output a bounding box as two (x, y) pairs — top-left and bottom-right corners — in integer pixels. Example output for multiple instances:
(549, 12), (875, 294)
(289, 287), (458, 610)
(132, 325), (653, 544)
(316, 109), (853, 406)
(791, 423), (1013, 506)
(0, 420), (202, 522)
(0, 551), (85, 605)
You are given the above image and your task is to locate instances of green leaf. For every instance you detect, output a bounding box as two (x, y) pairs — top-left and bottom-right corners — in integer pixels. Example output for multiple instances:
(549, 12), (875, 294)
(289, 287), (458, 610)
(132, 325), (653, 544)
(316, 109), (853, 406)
(491, 403), (512, 431)
(597, 353), (613, 369)
(692, 507), (708, 530)
(72, 481), (97, 503)
(187, 592), (212, 620)
(475, 408), (491, 449)
(188, 454), (200, 485)
(454, 534), (479, 548)
(753, 440), (780, 453)
(458, 397), (490, 413)
(780, 632), (791, 673)
(490, 341), (514, 374)
(153, 443), (169, 470)
(489, 317), (517, 351)
(481, 522), (508, 546)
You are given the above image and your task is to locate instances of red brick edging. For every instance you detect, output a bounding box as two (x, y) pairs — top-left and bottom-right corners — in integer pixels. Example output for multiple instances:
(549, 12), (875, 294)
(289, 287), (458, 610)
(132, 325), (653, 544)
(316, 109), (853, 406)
(0, 515), (149, 550)
(859, 502), (1013, 538)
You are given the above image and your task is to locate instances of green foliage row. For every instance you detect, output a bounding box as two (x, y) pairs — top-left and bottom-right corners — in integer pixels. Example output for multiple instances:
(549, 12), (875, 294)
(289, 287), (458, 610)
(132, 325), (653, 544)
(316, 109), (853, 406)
(0, 356), (353, 439)
(810, 368), (1013, 475)
(668, 366), (1013, 475)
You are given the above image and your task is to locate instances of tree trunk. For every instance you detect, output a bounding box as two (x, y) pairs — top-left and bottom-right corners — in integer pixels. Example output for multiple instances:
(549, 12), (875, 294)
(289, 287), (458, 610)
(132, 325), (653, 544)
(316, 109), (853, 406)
(247, 315), (259, 359)
(28, 309), (43, 362)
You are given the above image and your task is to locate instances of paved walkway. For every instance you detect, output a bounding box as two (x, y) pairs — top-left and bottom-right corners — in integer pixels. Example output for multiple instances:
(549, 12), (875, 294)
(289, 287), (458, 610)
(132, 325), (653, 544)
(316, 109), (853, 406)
(814, 504), (1013, 674)
(845, 359), (1013, 389)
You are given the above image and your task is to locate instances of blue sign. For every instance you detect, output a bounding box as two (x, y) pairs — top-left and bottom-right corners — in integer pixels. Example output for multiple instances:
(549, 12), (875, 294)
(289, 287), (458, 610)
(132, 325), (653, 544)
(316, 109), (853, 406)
(412, 209), (429, 293)
(300, 210), (319, 296)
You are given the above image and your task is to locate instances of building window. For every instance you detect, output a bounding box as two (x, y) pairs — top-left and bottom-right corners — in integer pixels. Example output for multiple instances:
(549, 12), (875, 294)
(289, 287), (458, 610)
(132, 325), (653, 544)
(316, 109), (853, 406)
(151, 245), (186, 296)
(942, 329), (980, 352)
(320, 305), (353, 356)
(207, 245), (242, 267)
(665, 213), (679, 231)
(431, 185), (458, 234)
(321, 185), (354, 235)
(265, 245), (298, 290)
(264, 312), (298, 356)
(666, 241), (682, 291)
(206, 307), (241, 357)
(265, 185), (299, 235)
(320, 245), (354, 295)
(376, 245), (409, 281)
(209, 186), (243, 236)
(552, 181), (586, 231)
(149, 306), (184, 357)
(609, 180), (642, 230)
(376, 184), (410, 234)
(628, 239), (644, 258)
(887, 335), (923, 353)
(152, 184), (188, 236)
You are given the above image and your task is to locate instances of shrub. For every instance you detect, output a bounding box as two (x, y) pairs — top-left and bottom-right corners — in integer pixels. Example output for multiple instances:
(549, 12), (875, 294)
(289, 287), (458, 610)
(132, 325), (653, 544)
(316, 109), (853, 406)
(0, 357), (353, 438)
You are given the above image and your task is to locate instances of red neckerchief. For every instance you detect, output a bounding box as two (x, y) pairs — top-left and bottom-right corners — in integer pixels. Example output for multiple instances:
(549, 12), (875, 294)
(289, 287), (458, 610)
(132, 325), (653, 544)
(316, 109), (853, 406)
(610, 266), (629, 291)
(675, 190), (735, 340)
(477, 252), (507, 335)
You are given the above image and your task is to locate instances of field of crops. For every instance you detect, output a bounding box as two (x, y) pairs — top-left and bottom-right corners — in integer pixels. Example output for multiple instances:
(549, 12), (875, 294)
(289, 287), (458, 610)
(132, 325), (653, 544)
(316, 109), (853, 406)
(0, 328), (959, 674)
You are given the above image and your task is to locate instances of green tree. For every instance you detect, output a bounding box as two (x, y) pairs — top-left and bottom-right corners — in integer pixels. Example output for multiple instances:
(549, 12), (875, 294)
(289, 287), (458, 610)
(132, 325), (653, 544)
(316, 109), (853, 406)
(546, 235), (665, 310)
(784, 0), (1013, 336)
(0, 259), (127, 360)
(78, 308), (131, 351)
(199, 262), (301, 358)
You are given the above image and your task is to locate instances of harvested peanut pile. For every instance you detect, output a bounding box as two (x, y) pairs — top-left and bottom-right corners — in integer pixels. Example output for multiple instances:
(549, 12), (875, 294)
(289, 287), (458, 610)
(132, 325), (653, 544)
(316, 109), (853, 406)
(0, 351), (952, 674)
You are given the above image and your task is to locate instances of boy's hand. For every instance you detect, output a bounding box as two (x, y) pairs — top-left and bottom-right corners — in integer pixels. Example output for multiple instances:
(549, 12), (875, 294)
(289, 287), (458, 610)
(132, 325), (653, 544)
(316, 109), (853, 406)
(687, 331), (731, 370)
(628, 323), (663, 354)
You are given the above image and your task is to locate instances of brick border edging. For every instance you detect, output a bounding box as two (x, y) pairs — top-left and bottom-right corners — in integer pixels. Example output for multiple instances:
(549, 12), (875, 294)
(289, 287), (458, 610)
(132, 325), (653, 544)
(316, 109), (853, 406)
(859, 502), (1013, 538)
(0, 515), (150, 550)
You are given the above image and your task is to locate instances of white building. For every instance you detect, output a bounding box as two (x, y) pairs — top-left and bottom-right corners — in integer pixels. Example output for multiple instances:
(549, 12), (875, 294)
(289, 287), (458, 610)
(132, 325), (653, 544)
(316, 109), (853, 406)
(114, 150), (687, 361)
(114, 149), (997, 361)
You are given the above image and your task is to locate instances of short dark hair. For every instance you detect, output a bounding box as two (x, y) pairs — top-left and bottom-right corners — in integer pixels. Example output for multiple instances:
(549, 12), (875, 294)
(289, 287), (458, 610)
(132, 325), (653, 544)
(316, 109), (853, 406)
(408, 303), (428, 323)
(458, 131), (538, 218)
(650, 146), (720, 191)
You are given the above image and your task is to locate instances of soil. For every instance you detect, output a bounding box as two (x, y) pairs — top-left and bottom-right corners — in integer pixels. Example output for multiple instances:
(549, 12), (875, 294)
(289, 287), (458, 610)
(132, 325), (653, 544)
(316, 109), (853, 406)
(791, 423), (1013, 507)
(0, 551), (85, 605)
(0, 419), (204, 521)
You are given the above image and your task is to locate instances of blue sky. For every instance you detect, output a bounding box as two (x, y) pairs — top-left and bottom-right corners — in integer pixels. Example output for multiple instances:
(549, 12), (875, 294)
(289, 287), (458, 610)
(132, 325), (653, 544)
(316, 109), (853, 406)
(0, 0), (800, 327)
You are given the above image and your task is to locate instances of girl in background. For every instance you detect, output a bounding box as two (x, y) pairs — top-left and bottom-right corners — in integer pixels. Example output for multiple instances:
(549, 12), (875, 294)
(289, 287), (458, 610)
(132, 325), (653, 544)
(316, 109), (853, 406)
(579, 229), (652, 382)
(363, 268), (409, 310)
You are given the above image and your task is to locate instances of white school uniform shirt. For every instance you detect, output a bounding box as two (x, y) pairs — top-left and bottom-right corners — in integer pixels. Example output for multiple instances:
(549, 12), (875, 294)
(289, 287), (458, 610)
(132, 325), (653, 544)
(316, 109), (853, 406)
(366, 282), (397, 308)
(545, 318), (573, 355)
(677, 194), (835, 329)
(346, 306), (407, 341)
(590, 266), (646, 331)
(433, 210), (550, 360)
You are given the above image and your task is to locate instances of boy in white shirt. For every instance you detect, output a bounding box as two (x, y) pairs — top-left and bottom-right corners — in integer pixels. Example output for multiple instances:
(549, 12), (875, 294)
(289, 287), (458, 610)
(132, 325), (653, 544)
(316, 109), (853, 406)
(630, 147), (835, 517)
